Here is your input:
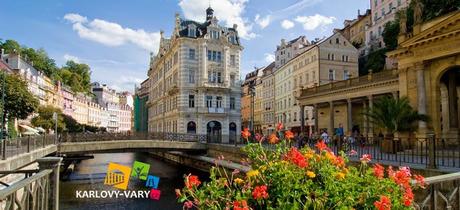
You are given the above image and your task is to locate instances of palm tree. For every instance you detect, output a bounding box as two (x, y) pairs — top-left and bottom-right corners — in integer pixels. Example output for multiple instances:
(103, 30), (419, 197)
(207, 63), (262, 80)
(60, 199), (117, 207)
(364, 96), (429, 152)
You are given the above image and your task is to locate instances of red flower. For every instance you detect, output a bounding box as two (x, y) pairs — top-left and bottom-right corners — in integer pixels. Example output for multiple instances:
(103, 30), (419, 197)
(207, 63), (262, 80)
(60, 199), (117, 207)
(393, 169), (411, 188)
(233, 200), (249, 210)
(403, 187), (414, 207)
(373, 164), (385, 179)
(241, 128), (251, 139)
(185, 175), (201, 189)
(315, 140), (328, 151)
(285, 130), (294, 140)
(414, 174), (426, 188)
(276, 123), (283, 131)
(285, 147), (308, 168)
(374, 195), (391, 210)
(333, 156), (345, 167)
(184, 200), (193, 209)
(252, 185), (269, 200)
(360, 154), (371, 163)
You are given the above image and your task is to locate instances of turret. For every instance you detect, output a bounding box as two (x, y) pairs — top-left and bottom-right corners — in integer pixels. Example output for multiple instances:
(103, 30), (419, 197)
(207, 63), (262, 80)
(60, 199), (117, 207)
(206, 6), (214, 21)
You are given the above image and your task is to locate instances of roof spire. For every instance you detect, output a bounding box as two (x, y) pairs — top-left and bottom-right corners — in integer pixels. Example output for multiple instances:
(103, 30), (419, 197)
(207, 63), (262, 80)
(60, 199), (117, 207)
(206, 1), (214, 21)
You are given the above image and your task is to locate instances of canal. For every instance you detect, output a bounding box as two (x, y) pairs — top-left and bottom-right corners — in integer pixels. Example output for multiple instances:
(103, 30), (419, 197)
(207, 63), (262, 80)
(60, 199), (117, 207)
(59, 152), (207, 210)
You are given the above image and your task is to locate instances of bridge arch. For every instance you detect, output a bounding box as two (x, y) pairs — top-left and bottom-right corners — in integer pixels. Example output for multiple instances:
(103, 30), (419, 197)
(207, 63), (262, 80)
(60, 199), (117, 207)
(187, 121), (197, 134)
(207, 121), (222, 143)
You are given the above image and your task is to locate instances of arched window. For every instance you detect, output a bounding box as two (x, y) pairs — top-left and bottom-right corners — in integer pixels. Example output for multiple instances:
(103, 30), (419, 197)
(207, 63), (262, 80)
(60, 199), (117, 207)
(187, 121), (196, 134)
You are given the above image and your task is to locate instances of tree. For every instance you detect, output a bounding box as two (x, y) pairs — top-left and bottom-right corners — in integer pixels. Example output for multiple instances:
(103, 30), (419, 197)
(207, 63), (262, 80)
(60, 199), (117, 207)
(364, 49), (387, 73)
(62, 114), (83, 133)
(382, 21), (400, 51)
(0, 39), (21, 54)
(0, 72), (39, 130)
(58, 60), (92, 94)
(31, 105), (65, 133)
(21, 47), (58, 77)
(364, 97), (428, 137)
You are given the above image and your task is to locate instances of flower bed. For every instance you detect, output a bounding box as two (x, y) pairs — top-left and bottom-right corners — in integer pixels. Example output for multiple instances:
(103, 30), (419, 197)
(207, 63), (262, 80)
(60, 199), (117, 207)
(176, 125), (425, 209)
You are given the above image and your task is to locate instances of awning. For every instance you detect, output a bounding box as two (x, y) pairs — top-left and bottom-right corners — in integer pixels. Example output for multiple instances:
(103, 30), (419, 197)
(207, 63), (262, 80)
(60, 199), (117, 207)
(19, 124), (40, 134)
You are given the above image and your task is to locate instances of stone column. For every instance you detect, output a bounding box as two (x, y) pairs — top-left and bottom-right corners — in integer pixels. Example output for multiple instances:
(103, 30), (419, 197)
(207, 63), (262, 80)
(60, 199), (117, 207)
(329, 101), (335, 136)
(415, 62), (428, 134)
(368, 95), (374, 137)
(300, 105), (305, 134)
(37, 157), (63, 210)
(448, 71), (458, 128)
(347, 99), (353, 132)
(314, 104), (319, 134)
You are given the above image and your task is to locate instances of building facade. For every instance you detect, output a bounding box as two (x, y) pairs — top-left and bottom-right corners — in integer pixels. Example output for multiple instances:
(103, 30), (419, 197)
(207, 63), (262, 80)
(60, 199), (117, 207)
(261, 62), (276, 135)
(275, 36), (310, 69)
(339, 9), (372, 56)
(366, 0), (409, 50)
(275, 32), (359, 134)
(241, 69), (258, 130)
(134, 78), (150, 132)
(147, 7), (242, 143)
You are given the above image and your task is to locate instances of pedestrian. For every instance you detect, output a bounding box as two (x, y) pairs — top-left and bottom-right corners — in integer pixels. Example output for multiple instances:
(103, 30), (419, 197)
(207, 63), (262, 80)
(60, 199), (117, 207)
(321, 129), (329, 143)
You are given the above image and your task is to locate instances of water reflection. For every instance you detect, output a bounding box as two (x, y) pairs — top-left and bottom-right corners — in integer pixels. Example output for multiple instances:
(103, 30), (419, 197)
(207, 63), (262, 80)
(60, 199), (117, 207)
(60, 152), (205, 210)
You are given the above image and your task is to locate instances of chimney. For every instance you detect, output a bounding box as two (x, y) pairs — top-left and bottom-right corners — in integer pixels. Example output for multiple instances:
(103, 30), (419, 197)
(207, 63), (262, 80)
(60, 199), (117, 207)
(281, 39), (286, 45)
(0, 48), (4, 58)
(358, 9), (361, 16)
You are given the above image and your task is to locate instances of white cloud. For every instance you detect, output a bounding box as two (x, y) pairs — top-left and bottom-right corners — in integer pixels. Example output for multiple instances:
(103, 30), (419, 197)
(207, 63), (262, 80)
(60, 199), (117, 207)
(178, 0), (256, 39)
(281, 20), (294, 29)
(294, 14), (336, 31)
(64, 13), (161, 52)
(254, 14), (271, 29)
(264, 53), (275, 63)
(63, 54), (81, 63)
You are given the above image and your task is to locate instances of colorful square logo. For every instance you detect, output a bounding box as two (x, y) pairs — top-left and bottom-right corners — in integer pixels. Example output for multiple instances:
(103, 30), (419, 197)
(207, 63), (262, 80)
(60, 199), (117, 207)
(131, 161), (151, 180)
(149, 189), (161, 200)
(104, 162), (132, 190)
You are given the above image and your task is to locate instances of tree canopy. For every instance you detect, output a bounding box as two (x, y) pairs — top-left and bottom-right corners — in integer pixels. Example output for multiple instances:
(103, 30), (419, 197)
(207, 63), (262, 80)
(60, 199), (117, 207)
(0, 39), (92, 94)
(0, 72), (39, 128)
(31, 105), (65, 133)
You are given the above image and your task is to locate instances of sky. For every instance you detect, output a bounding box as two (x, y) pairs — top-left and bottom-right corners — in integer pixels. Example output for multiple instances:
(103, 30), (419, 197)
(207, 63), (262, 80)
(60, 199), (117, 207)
(0, 0), (369, 92)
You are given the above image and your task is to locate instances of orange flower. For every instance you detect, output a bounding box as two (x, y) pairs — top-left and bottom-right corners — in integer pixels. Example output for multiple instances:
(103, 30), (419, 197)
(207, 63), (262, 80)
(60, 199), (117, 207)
(374, 195), (391, 210)
(185, 175), (201, 189)
(333, 156), (345, 167)
(403, 187), (414, 207)
(285, 147), (308, 168)
(241, 128), (251, 139)
(233, 200), (249, 210)
(276, 123), (283, 131)
(284, 130), (294, 140)
(268, 133), (279, 144)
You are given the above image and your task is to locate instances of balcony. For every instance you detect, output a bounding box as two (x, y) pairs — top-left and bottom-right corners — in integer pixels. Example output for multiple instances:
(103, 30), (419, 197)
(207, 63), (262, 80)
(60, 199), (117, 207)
(167, 84), (179, 95)
(203, 82), (227, 89)
(208, 107), (225, 113)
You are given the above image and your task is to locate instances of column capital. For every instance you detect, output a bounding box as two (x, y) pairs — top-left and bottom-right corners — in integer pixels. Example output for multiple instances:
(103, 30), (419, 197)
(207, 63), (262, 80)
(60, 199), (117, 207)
(414, 61), (425, 71)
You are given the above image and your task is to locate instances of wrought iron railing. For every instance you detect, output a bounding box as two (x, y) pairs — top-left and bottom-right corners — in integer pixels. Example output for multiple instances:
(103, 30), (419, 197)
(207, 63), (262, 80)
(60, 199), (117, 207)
(0, 169), (52, 210)
(0, 134), (56, 160)
(60, 132), (208, 143)
(414, 172), (460, 209)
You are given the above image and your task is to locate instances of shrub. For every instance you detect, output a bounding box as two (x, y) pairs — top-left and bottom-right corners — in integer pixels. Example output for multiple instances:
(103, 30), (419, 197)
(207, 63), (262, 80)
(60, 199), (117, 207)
(176, 124), (426, 209)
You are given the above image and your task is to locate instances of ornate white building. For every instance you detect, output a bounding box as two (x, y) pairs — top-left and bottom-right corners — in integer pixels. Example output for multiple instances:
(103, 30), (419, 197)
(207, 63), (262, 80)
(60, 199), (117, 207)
(147, 7), (242, 143)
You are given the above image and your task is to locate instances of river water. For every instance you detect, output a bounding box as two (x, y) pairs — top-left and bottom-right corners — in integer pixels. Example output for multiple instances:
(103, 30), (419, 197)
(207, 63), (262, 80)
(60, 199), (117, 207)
(59, 152), (206, 210)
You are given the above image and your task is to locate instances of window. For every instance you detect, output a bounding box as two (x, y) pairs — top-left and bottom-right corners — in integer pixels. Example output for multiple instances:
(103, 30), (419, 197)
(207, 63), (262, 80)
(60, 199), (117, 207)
(217, 52), (222, 62)
(329, 69), (335, 81)
(189, 69), (195, 83)
(397, 0), (401, 6)
(211, 30), (220, 39)
(189, 49), (196, 60)
(230, 97), (235, 110)
(336, 38), (339, 44)
(206, 96), (213, 108)
(207, 50), (212, 60)
(230, 55), (236, 66)
(188, 27), (196, 37)
(212, 51), (217, 61)
(331, 54), (335, 61)
(328, 53), (330, 60)
(344, 70), (349, 80)
(216, 96), (222, 108)
(342, 55), (345, 61)
(230, 75), (235, 86)
(294, 112), (297, 121)
(217, 72), (222, 83)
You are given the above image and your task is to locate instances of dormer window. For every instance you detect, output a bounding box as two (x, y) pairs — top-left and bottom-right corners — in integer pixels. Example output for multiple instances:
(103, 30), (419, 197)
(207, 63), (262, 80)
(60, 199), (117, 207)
(188, 24), (196, 37)
(211, 30), (219, 39)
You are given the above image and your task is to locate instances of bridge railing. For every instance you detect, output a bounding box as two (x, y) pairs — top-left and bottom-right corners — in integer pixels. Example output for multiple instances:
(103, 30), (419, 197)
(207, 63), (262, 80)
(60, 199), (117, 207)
(0, 157), (62, 210)
(413, 171), (460, 209)
(1, 134), (56, 160)
(60, 132), (208, 143)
